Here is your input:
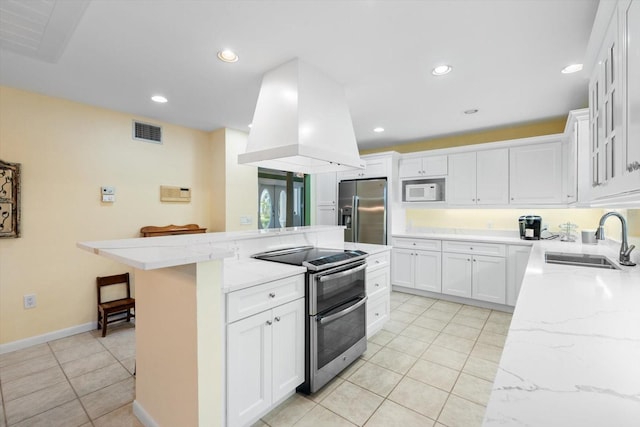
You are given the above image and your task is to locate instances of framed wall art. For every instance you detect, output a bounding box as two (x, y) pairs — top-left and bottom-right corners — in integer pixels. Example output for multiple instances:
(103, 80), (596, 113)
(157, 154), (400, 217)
(0, 159), (21, 238)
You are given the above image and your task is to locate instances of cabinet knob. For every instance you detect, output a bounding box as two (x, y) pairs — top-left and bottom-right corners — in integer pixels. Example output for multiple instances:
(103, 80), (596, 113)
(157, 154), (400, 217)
(477, 199), (480, 202)
(472, 199), (475, 202)
(375, 283), (380, 287)
(511, 197), (514, 200)
(266, 320), (273, 326)
(269, 293), (276, 298)
(467, 259), (471, 261)
(375, 260), (380, 264)
(473, 259), (477, 262)
(375, 312), (380, 316)
(274, 316), (281, 322)
(412, 242), (416, 245)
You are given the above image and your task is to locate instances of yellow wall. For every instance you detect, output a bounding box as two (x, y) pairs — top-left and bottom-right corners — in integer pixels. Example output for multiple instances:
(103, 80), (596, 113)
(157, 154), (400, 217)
(361, 117), (567, 155)
(208, 128), (259, 232)
(0, 86), (217, 344)
(224, 129), (259, 231)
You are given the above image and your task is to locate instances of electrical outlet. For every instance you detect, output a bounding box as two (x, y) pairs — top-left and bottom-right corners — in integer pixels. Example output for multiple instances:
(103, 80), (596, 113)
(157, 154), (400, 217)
(24, 294), (36, 309)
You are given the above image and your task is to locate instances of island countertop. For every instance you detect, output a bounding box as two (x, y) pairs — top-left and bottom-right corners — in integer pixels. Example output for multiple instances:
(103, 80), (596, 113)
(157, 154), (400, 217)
(77, 225), (343, 270)
(483, 239), (640, 426)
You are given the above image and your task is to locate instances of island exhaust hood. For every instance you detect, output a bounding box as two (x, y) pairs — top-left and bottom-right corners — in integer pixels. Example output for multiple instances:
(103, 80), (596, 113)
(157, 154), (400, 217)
(238, 58), (364, 174)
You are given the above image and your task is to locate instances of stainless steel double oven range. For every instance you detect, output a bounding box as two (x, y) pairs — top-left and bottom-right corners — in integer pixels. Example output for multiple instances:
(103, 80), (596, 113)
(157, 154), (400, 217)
(253, 246), (368, 394)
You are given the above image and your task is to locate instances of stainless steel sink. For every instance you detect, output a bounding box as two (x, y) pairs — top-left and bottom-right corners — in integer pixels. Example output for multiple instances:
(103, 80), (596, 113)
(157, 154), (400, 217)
(544, 252), (620, 270)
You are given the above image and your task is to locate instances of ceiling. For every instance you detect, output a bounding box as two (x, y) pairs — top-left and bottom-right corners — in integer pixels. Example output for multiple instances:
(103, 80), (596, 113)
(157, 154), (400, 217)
(0, 0), (598, 150)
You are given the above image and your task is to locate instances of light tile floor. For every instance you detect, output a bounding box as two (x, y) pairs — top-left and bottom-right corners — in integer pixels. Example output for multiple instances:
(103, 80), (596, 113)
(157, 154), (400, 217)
(0, 323), (139, 427)
(255, 291), (512, 427)
(0, 291), (512, 427)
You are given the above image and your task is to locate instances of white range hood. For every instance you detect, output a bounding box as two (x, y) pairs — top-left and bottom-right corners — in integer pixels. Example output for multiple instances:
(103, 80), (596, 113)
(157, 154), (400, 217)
(238, 58), (365, 174)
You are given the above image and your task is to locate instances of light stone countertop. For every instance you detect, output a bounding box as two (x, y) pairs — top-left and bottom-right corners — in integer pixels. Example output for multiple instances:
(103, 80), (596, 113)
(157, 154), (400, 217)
(483, 239), (640, 427)
(76, 225), (343, 270)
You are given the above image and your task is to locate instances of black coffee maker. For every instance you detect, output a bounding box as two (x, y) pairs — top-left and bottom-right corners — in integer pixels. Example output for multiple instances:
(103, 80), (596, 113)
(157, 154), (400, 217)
(519, 215), (542, 240)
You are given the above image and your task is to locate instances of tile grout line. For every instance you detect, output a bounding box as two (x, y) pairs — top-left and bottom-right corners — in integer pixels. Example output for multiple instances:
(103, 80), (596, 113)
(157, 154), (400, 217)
(351, 294), (508, 426)
(47, 339), (97, 427)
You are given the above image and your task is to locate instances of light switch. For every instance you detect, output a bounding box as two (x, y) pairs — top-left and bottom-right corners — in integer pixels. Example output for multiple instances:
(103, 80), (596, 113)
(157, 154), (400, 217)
(240, 216), (252, 225)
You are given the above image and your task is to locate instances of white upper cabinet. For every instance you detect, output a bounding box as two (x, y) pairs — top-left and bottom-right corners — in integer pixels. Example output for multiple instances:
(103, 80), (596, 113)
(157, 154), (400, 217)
(509, 142), (563, 204)
(399, 155), (447, 179)
(477, 149), (510, 205)
(315, 172), (337, 206)
(587, 0), (640, 203)
(337, 157), (388, 181)
(562, 109), (589, 205)
(448, 149), (509, 205)
(314, 172), (337, 225)
(448, 152), (477, 205)
(620, 0), (640, 193)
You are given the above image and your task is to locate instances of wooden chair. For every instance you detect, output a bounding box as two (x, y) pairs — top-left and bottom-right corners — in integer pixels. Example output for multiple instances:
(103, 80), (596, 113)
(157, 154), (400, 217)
(96, 273), (135, 337)
(139, 224), (206, 237)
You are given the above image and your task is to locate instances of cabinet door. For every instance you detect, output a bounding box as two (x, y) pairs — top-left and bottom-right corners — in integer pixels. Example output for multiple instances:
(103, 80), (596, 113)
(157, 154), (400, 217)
(507, 245), (531, 306)
(272, 298), (305, 403)
(315, 172), (337, 205)
(227, 311), (272, 427)
(509, 142), (563, 204)
(563, 125), (578, 204)
(316, 205), (337, 226)
(448, 152), (477, 205)
(399, 158), (423, 178)
(422, 155), (448, 176)
(622, 0), (640, 191)
(363, 158), (388, 179)
(472, 255), (506, 304)
(391, 248), (414, 287)
(442, 252), (472, 297)
(414, 250), (442, 293)
(367, 293), (390, 338)
(476, 148), (509, 205)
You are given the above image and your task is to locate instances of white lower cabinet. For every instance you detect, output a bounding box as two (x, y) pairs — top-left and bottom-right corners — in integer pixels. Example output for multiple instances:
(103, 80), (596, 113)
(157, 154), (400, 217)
(507, 245), (532, 306)
(391, 248), (442, 292)
(227, 291), (305, 427)
(366, 250), (391, 337)
(441, 241), (507, 304)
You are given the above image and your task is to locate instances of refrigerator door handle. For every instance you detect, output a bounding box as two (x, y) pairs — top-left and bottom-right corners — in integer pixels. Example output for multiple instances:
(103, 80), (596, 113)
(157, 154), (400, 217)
(353, 195), (359, 242)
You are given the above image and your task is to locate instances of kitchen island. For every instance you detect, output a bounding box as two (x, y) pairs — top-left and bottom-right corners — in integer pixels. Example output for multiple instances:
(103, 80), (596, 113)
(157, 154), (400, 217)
(483, 239), (640, 426)
(78, 226), (391, 427)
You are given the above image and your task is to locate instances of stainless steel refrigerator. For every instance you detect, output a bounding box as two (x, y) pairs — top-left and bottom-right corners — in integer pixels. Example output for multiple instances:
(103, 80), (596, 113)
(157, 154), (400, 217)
(338, 179), (387, 245)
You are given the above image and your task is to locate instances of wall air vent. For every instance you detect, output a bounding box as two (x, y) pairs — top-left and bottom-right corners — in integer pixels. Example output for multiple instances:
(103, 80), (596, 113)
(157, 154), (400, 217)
(133, 120), (162, 144)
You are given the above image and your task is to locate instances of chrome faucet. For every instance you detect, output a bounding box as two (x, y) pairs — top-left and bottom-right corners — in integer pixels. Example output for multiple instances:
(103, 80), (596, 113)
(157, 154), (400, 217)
(595, 212), (636, 266)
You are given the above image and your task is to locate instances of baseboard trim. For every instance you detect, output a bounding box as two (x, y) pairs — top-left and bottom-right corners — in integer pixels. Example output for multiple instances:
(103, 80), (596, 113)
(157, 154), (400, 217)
(133, 400), (159, 427)
(0, 321), (97, 355)
(391, 286), (515, 313)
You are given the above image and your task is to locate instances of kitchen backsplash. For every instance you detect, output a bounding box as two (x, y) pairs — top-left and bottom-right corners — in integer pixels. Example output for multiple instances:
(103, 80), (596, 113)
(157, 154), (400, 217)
(405, 208), (640, 238)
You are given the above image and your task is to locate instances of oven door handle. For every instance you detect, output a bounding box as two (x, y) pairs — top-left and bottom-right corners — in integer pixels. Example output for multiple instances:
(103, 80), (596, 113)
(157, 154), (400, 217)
(318, 296), (367, 325)
(318, 263), (367, 283)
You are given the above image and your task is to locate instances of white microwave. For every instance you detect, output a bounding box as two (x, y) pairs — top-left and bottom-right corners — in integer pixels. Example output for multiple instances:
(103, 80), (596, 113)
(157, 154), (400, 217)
(405, 183), (440, 202)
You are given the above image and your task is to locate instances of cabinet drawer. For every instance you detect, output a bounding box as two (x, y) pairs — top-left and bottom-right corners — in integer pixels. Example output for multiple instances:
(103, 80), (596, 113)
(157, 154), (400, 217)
(367, 294), (389, 337)
(392, 237), (441, 251)
(227, 275), (305, 323)
(366, 267), (389, 299)
(367, 251), (390, 270)
(442, 240), (506, 257)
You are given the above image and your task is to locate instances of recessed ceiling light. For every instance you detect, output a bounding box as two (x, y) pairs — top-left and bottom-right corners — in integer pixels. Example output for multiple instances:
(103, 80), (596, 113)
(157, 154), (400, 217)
(151, 95), (168, 103)
(248, 123), (253, 128)
(373, 127), (385, 133)
(561, 64), (583, 74)
(464, 109), (479, 115)
(432, 65), (452, 76)
(217, 49), (238, 63)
